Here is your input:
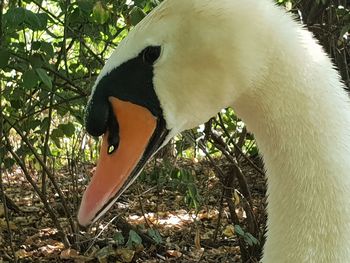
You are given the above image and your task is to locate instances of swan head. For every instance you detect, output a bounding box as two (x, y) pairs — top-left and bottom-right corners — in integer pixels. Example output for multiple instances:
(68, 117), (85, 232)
(78, 0), (268, 226)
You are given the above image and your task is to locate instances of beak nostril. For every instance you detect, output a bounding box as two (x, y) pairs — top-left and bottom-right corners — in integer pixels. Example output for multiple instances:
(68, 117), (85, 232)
(107, 104), (120, 155)
(107, 144), (117, 154)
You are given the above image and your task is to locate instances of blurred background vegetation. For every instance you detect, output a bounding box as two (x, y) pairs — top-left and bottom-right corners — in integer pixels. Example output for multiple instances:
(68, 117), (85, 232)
(0, 0), (349, 262)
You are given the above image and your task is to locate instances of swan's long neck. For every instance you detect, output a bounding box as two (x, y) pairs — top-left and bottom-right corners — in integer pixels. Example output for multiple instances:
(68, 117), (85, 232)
(256, 76), (350, 263)
(233, 18), (350, 263)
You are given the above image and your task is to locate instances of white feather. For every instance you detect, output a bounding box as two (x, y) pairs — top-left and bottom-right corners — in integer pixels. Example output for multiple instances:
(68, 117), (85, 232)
(97, 0), (350, 261)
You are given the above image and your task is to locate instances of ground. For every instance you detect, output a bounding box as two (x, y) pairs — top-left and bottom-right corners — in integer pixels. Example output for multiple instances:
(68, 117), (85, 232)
(0, 157), (266, 262)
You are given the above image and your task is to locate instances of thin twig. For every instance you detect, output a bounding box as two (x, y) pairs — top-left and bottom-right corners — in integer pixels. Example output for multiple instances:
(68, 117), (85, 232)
(7, 50), (87, 95)
(212, 175), (225, 242)
(6, 139), (70, 247)
(137, 187), (152, 228)
(3, 94), (86, 134)
(0, 0), (17, 260)
(85, 216), (118, 253)
(4, 117), (76, 236)
(41, 82), (55, 197)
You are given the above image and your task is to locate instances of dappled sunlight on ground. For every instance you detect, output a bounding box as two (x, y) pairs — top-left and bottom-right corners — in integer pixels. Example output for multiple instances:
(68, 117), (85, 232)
(1, 157), (266, 262)
(129, 210), (197, 228)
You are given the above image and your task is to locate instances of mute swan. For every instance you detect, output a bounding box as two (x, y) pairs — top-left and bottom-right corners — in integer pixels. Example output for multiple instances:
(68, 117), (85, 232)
(78, 0), (350, 262)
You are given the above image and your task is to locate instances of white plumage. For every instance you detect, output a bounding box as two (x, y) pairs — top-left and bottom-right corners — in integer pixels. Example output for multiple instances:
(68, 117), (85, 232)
(97, 0), (350, 261)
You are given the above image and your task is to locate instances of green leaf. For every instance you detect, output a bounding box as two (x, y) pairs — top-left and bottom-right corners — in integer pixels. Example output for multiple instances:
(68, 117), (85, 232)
(30, 54), (44, 68)
(77, 0), (94, 14)
(57, 106), (69, 117)
(95, 245), (115, 260)
(234, 225), (245, 237)
(24, 10), (42, 30)
(5, 8), (49, 31)
(245, 232), (260, 246)
(134, 0), (146, 8)
(24, 11), (48, 30)
(3, 158), (15, 169)
(52, 128), (64, 138)
(58, 123), (75, 137)
(35, 68), (52, 89)
(40, 42), (54, 58)
(340, 24), (350, 38)
(147, 228), (163, 244)
(51, 128), (64, 148)
(92, 1), (110, 24)
(113, 232), (125, 245)
(32, 41), (42, 50)
(245, 235), (253, 246)
(3, 7), (26, 29)
(37, 13), (49, 29)
(23, 69), (39, 89)
(126, 230), (142, 248)
(10, 99), (23, 109)
(40, 117), (50, 130)
(129, 6), (146, 26)
(0, 49), (10, 69)
(27, 119), (42, 131)
(67, 8), (84, 25)
(16, 145), (31, 157)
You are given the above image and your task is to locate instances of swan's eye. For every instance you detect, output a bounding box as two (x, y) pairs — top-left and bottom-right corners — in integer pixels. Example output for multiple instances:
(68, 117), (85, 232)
(142, 46), (161, 65)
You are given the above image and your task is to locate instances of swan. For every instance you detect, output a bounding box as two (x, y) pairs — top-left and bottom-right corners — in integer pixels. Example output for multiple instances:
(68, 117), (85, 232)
(78, 0), (350, 262)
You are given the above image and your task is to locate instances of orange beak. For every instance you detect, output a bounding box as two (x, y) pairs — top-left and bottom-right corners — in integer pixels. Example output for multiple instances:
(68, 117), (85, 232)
(78, 97), (167, 226)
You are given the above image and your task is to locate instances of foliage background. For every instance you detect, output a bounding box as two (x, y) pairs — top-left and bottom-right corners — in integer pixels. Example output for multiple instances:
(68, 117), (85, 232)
(0, 0), (349, 262)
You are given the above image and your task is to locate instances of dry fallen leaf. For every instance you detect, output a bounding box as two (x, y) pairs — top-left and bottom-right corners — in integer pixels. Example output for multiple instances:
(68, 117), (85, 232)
(188, 248), (204, 260)
(223, 225), (235, 237)
(60, 248), (92, 262)
(0, 206), (4, 217)
(116, 248), (135, 263)
(201, 229), (214, 240)
(233, 190), (240, 206)
(96, 246), (115, 263)
(194, 228), (201, 250)
(60, 248), (79, 259)
(0, 219), (17, 230)
(166, 249), (182, 258)
(15, 249), (31, 259)
(13, 215), (38, 228)
(21, 206), (40, 213)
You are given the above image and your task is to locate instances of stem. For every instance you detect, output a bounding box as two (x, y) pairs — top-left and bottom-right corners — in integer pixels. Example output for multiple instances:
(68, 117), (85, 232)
(6, 139), (70, 247)
(7, 50), (87, 95)
(3, 94), (85, 134)
(41, 87), (54, 196)
(4, 116), (76, 236)
(0, 0), (17, 260)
